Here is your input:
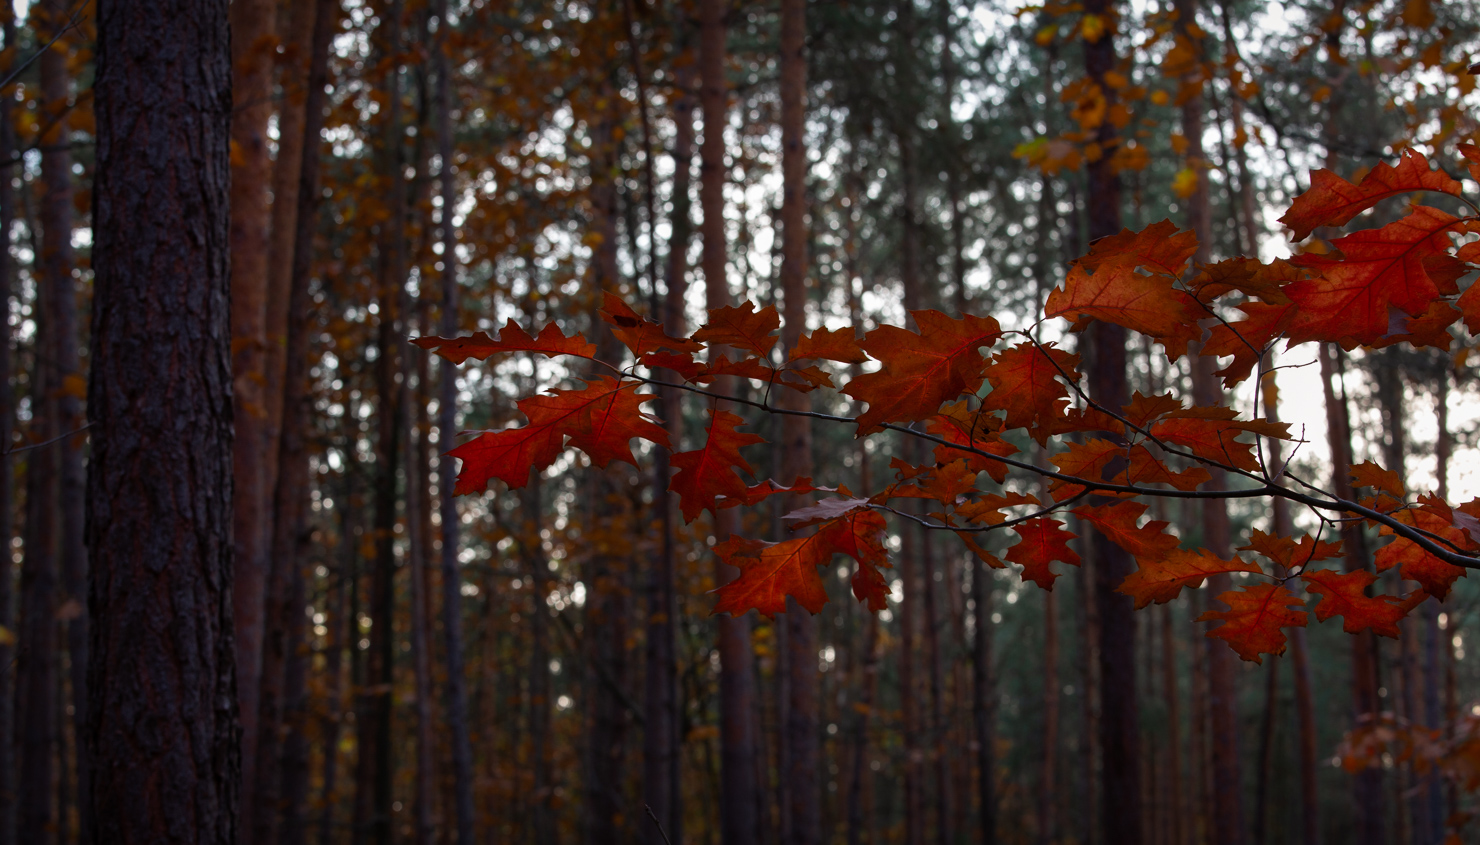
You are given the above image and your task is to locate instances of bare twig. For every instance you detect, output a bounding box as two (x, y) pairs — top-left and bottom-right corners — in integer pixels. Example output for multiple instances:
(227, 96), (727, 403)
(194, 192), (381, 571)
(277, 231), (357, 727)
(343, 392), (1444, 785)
(6, 421), (91, 456)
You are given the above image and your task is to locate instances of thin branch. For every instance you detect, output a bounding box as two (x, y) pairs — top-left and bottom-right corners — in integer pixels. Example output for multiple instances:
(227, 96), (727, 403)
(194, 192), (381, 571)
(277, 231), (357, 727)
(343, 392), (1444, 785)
(0, 0), (92, 92)
(6, 421), (91, 456)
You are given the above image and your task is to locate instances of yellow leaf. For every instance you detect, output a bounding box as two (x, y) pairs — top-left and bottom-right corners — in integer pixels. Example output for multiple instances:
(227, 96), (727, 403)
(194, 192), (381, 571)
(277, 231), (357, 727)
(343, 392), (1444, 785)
(1035, 24), (1058, 46)
(1150, 89), (1171, 106)
(1172, 167), (1199, 198)
(0, 625), (13, 645)
(1081, 14), (1106, 43)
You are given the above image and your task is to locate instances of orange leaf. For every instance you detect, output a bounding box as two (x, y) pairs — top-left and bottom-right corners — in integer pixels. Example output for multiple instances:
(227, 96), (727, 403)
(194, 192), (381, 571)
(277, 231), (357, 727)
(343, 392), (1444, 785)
(843, 310), (1002, 433)
(1285, 206), (1466, 347)
(820, 510), (893, 610)
(1278, 149), (1464, 242)
(694, 302), (781, 358)
(412, 319), (595, 364)
(449, 376), (664, 493)
(1004, 518), (1082, 589)
(789, 327), (868, 363)
(1239, 529), (1343, 573)
(600, 292), (702, 358)
(1148, 415), (1287, 472)
(980, 342), (1080, 444)
(1199, 584), (1308, 663)
(927, 402), (1019, 483)
(670, 409), (764, 523)
(1302, 568), (1415, 638)
(1046, 260), (1202, 358)
(641, 351), (710, 382)
(1374, 510), (1468, 599)
(1350, 460), (1405, 498)
(1118, 548), (1262, 608)
(1072, 501), (1180, 561)
(712, 533), (833, 618)
(1201, 300), (1296, 388)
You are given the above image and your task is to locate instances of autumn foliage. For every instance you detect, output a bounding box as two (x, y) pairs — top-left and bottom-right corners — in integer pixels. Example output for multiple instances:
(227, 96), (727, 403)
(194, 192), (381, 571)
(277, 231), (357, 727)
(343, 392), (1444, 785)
(417, 145), (1480, 664)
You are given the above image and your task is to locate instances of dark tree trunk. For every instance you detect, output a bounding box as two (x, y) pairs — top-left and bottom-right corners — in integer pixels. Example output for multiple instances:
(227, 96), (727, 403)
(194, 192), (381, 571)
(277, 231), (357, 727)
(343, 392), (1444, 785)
(701, 0), (761, 839)
(87, 1), (237, 841)
(974, 553), (996, 845)
(320, 470), (357, 845)
(0, 13), (15, 845)
(431, 0), (478, 839)
(778, 0), (818, 841)
(1082, 2), (1140, 842)
(37, 3), (90, 839)
(230, 0), (279, 829)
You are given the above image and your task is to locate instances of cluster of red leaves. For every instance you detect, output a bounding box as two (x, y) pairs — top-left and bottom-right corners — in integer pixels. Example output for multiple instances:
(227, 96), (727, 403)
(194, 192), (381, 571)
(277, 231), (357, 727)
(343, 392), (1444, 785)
(417, 145), (1480, 663)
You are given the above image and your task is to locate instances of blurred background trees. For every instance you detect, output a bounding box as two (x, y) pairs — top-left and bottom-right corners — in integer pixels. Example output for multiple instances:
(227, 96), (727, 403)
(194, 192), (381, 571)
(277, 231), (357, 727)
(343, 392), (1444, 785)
(2, 0), (1480, 842)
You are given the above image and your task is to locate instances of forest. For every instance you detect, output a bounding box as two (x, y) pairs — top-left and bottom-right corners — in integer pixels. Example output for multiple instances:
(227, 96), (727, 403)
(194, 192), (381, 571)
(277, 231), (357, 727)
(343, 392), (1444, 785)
(4, 0), (1480, 843)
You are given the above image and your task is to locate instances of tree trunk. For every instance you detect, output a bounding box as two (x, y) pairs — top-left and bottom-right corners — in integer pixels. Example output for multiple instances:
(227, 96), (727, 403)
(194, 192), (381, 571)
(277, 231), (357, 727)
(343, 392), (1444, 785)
(0, 13), (15, 844)
(1423, 368), (1451, 842)
(321, 470), (357, 845)
(920, 529), (952, 845)
(354, 7), (406, 844)
(17, 267), (57, 845)
(37, 3), (90, 839)
(701, 0), (761, 839)
(274, 3), (337, 839)
(87, 2), (236, 841)
(778, 0), (818, 841)
(430, 1), (478, 840)
(229, 0), (279, 824)
(1319, 342), (1384, 844)
(974, 551), (996, 845)
(1082, 2), (1140, 842)
(405, 303), (436, 845)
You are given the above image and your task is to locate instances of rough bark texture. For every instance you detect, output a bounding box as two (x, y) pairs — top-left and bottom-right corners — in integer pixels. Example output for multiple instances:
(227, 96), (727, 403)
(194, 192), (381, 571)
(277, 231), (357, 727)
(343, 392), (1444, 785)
(87, 2), (237, 842)
(1082, 2), (1140, 842)
(700, 0), (761, 839)
(900, 128), (925, 845)
(230, 0), (279, 823)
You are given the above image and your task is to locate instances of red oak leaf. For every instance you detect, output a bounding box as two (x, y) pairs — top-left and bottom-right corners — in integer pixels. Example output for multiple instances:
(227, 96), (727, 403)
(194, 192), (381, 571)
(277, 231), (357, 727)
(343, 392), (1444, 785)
(1239, 530), (1343, 573)
(670, 409), (764, 523)
(1350, 460), (1405, 498)
(1076, 219), (1201, 277)
(1302, 568), (1416, 638)
(843, 310), (1003, 433)
(1199, 584), (1308, 663)
(980, 343), (1080, 444)
(789, 327), (868, 363)
(448, 376), (664, 493)
(954, 491), (1041, 525)
(926, 402), (1019, 483)
(1004, 518), (1082, 589)
(1286, 206), (1466, 347)
(1045, 259), (1202, 358)
(694, 302), (781, 357)
(1148, 414), (1288, 473)
(1374, 509), (1468, 599)
(712, 533), (833, 618)
(1278, 149), (1464, 242)
(1201, 300), (1296, 388)
(820, 510), (893, 610)
(412, 319), (596, 364)
(1072, 501), (1180, 561)
(1117, 547), (1262, 608)
(600, 292), (702, 358)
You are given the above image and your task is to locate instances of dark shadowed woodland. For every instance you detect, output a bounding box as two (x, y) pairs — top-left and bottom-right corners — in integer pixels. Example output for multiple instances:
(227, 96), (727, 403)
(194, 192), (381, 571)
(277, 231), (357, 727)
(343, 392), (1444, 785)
(6, 0), (1480, 844)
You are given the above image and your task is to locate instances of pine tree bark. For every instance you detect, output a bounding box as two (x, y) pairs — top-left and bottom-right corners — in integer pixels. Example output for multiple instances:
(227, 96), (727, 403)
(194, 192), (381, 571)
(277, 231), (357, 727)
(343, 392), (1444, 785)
(229, 0), (279, 824)
(430, 1), (478, 839)
(404, 301), (436, 845)
(320, 471), (357, 845)
(1081, 2), (1140, 842)
(701, 0), (761, 839)
(87, 2), (236, 840)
